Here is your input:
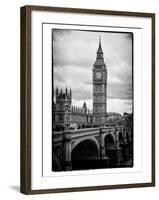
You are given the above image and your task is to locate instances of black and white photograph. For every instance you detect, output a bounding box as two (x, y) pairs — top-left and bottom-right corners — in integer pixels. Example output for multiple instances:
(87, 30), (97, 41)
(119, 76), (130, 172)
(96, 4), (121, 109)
(52, 29), (133, 171)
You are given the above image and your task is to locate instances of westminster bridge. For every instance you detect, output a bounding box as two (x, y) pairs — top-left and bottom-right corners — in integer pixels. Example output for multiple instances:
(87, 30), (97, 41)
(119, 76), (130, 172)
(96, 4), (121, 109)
(52, 126), (133, 171)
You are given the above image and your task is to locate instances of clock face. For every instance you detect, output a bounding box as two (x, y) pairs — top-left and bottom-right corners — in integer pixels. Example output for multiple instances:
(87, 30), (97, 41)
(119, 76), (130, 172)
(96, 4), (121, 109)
(96, 72), (102, 79)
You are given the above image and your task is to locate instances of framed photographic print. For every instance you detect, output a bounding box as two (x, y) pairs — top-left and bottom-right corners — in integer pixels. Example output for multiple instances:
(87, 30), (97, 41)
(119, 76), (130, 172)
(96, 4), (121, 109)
(20, 5), (155, 194)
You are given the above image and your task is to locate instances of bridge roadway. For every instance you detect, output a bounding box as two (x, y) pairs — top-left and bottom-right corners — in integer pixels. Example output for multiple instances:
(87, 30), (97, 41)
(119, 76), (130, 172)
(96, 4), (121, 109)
(52, 126), (132, 171)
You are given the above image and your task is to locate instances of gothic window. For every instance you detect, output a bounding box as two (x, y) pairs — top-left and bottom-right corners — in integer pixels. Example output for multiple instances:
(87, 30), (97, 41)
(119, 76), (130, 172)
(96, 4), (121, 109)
(95, 107), (97, 113)
(57, 103), (63, 110)
(96, 106), (98, 113)
(55, 115), (58, 122)
(59, 114), (63, 122)
(98, 107), (100, 113)
(95, 96), (98, 102)
(65, 115), (69, 121)
(95, 85), (97, 92)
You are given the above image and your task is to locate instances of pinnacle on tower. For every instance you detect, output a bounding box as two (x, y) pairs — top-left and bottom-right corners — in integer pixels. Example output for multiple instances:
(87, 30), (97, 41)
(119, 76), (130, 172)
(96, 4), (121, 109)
(83, 101), (87, 108)
(56, 87), (58, 96)
(83, 101), (87, 113)
(94, 36), (105, 67)
(65, 86), (68, 94)
(97, 36), (103, 55)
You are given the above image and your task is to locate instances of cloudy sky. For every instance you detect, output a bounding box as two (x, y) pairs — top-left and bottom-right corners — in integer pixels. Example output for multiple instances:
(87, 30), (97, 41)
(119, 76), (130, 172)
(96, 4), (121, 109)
(53, 29), (133, 114)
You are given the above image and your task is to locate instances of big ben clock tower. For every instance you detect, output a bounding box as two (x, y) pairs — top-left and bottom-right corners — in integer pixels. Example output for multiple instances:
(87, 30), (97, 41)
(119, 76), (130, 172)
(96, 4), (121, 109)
(93, 37), (107, 125)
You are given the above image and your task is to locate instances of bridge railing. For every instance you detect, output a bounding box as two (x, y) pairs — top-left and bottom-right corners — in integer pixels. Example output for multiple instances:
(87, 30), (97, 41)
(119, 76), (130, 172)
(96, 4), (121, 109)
(52, 132), (63, 143)
(101, 125), (125, 132)
(52, 125), (126, 143)
(70, 127), (100, 139)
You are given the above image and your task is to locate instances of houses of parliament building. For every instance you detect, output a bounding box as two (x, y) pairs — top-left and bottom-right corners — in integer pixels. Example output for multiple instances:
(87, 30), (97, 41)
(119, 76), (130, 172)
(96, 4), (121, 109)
(53, 38), (107, 129)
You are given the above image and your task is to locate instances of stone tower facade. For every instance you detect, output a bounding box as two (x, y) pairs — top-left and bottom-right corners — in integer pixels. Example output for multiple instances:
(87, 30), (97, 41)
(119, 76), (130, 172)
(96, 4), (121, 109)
(54, 87), (72, 128)
(92, 37), (107, 125)
(53, 89), (90, 130)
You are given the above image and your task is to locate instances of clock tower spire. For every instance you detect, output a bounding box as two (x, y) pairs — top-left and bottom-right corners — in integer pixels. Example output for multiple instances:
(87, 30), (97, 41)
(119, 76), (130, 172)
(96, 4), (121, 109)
(92, 37), (107, 125)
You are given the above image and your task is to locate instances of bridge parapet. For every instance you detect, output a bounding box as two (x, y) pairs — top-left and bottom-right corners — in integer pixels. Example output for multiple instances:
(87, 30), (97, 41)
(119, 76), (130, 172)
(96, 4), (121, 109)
(71, 128), (100, 139)
(101, 125), (125, 133)
(53, 126), (127, 143)
(53, 132), (63, 142)
(63, 131), (72, 141)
